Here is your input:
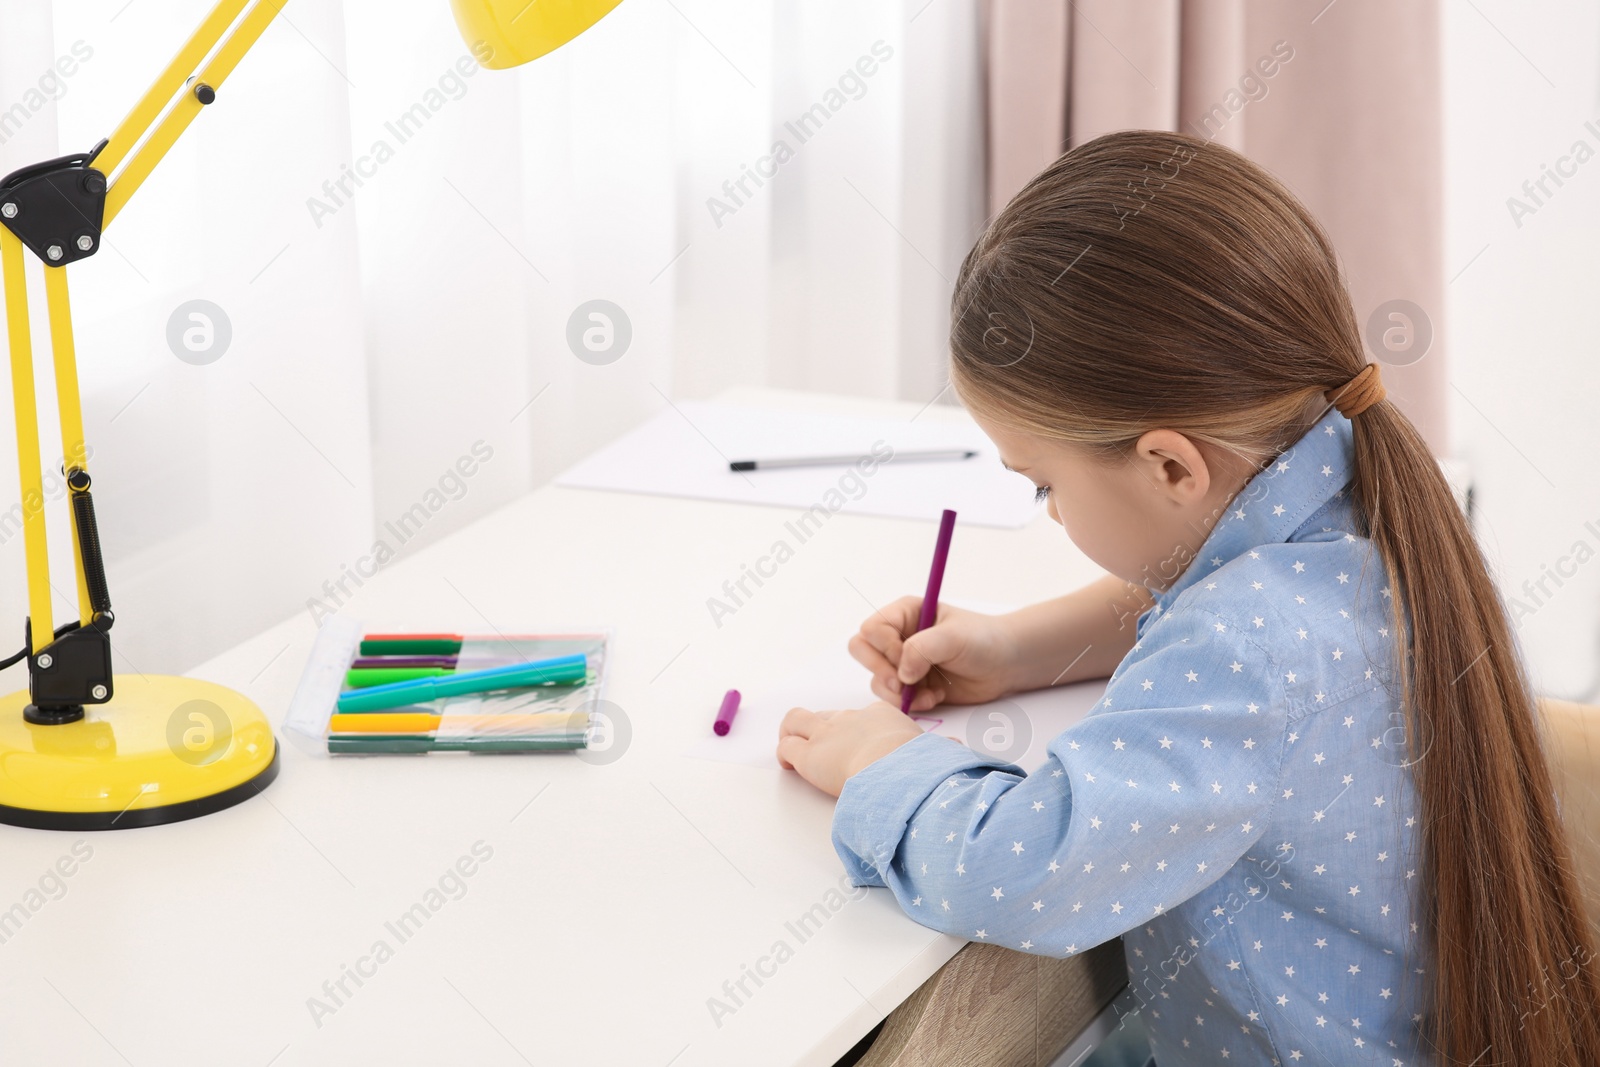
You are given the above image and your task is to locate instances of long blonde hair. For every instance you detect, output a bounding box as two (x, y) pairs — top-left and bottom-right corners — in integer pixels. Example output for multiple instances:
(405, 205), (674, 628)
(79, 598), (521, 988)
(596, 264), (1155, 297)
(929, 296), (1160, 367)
(951, 130), (1600, 1064)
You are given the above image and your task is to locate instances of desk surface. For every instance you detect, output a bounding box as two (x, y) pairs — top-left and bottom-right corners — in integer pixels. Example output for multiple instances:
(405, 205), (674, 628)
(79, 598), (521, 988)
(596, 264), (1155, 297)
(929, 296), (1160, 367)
(0, 388), (1106, 1067)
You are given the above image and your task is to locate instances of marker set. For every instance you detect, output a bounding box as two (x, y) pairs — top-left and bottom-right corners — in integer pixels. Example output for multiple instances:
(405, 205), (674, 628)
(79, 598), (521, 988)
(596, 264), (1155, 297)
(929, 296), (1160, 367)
(285, 622), (610, 755)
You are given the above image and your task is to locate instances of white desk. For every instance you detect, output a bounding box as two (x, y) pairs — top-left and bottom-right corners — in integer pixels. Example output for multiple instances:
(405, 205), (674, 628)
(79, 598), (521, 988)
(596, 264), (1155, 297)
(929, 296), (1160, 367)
(0, 388), (1107, 1066)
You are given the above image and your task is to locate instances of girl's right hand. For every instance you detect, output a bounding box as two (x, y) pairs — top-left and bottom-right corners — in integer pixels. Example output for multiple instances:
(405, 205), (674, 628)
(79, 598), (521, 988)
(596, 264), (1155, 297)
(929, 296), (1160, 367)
(848, 598), (1019, 713)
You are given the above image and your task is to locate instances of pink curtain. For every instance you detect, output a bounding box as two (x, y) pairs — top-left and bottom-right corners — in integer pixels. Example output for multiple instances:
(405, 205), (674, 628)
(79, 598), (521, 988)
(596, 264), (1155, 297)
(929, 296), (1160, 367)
(983, 0), (1447, 450)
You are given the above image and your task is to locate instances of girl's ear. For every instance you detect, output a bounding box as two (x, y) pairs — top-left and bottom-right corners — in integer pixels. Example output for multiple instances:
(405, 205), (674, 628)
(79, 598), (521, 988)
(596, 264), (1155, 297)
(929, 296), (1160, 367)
(1131, 429), (1212, 505)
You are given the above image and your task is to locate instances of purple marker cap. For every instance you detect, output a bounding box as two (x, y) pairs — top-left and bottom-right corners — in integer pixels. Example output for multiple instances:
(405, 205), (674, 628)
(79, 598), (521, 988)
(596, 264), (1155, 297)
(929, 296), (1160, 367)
(713, 689), (742, 736)
(352, 656), (458, 670)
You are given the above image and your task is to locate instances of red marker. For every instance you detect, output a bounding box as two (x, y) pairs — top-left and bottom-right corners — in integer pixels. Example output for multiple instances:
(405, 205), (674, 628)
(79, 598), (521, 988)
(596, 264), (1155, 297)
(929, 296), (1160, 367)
(713, 689), (741, 736)
(901, 509), (957, 713)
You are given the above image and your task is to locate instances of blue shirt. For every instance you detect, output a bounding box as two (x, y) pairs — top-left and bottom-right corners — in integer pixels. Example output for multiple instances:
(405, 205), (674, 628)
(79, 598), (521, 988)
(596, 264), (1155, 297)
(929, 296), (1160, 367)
(833, 407), (1432, 1066)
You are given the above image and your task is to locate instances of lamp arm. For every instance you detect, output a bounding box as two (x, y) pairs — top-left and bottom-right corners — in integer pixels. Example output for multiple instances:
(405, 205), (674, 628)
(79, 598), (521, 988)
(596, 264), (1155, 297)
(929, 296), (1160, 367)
(0, 0), (284, 714)
(103, 0), (287, 227)
(94, 0), (256, 180)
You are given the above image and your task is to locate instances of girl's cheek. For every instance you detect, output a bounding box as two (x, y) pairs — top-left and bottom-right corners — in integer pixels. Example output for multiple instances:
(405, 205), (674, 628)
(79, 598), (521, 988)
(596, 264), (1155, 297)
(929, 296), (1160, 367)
(1055, 509), (1105, 566)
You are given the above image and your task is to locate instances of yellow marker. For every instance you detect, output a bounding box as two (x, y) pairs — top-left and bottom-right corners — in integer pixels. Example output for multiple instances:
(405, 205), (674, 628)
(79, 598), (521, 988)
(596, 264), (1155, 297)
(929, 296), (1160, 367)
(328, 711), (587, 734)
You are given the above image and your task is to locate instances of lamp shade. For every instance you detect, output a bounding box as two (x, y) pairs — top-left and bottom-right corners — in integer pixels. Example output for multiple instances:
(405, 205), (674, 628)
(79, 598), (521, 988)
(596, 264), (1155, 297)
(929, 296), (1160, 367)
(450, 0), (624, 68)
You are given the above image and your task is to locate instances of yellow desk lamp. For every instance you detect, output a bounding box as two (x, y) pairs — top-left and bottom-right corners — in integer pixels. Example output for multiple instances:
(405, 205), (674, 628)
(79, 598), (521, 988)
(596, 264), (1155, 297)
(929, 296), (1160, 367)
(0, 0), (622, 829)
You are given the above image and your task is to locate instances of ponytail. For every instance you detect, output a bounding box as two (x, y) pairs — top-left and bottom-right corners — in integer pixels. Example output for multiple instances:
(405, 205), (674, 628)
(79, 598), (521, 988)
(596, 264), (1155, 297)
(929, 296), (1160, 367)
(1352, 400), (1600, 1062)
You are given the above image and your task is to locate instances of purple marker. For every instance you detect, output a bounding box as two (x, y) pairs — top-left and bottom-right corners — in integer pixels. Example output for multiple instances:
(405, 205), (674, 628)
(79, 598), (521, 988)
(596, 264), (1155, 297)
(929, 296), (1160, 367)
(352, 656), (458, 670)
(901, 509), (957, 713)
(713, 689), (742, 736)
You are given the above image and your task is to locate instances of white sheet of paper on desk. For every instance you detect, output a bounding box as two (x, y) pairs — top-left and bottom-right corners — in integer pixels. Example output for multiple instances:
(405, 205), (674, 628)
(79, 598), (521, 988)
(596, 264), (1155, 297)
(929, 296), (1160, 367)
(555, 401), (1041, 529)
(681, 642), (1106, 774)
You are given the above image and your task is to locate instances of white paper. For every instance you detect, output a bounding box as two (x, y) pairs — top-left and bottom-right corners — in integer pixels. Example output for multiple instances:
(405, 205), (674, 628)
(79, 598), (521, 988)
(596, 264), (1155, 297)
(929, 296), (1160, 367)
(681, 641), (1106, 774)
(555, 401), (1040, 529)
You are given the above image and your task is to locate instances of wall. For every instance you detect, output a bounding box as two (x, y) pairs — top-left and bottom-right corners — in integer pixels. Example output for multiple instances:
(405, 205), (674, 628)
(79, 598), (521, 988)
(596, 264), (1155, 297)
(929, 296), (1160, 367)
(1443, 0), (1600, 698)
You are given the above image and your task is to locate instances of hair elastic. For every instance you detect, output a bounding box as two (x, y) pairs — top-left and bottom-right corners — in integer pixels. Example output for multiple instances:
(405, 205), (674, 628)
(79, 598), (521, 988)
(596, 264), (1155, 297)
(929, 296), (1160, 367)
(1325, 363), (1385, 418)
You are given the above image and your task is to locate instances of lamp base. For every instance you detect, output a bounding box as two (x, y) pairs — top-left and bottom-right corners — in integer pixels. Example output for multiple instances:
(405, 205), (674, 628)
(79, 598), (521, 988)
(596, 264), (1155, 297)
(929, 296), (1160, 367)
(0, 674), (278, 830)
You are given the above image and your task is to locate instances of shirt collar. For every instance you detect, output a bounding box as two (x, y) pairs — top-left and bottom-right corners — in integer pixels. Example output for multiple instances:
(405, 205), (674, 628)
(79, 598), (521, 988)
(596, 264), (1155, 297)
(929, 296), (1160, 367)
(1152, 406), (1356, 612)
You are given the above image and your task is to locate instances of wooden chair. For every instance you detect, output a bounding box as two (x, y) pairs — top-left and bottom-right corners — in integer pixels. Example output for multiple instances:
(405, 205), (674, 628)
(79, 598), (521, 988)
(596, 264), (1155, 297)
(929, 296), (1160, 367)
(851, 939), (1126, 1067)
(1539, 698), (1600, 939)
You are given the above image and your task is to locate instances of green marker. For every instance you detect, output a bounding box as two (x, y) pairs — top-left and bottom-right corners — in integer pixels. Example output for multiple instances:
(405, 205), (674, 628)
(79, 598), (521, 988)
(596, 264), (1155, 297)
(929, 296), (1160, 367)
(359, 633), (464, 656)
(345, 667), (448, 688)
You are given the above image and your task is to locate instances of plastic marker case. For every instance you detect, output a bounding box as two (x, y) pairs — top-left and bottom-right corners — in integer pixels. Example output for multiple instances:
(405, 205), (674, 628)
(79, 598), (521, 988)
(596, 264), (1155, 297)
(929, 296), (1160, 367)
(286, 616), (611, 755)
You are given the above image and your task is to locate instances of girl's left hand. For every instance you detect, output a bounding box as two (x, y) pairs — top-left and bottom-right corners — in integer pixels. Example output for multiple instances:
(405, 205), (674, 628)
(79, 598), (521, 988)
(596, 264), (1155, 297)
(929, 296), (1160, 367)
(776, 702), (927, 797)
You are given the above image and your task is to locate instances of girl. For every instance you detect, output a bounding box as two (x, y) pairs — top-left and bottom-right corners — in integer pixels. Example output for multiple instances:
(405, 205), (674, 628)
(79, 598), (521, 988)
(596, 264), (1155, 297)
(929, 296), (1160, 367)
(776, 131), (1600, 1065)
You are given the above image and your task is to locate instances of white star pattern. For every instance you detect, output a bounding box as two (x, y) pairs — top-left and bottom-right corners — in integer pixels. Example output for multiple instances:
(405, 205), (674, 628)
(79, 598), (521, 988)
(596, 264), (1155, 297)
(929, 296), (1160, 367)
(830, 409), (1426, 1065)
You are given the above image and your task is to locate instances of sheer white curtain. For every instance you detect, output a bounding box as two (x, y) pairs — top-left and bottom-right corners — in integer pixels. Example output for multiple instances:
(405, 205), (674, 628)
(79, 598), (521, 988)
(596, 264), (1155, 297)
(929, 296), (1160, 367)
(0, 0), (984, 674)
(2, 0), (372, 677)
